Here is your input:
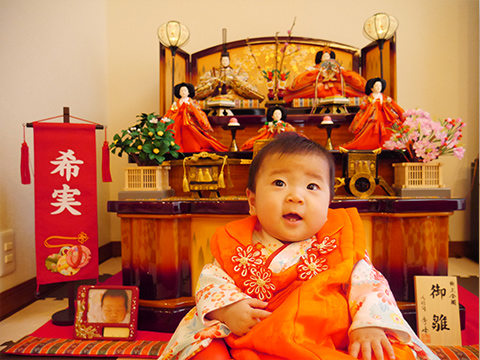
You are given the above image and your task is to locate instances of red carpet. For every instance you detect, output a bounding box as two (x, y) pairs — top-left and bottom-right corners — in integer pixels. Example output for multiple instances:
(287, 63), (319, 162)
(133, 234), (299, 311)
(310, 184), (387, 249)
(30, 320), (171, 342)
(459, 285), (479, 346)
(3, 272), (477, 358)
(28, 283), (478, 345)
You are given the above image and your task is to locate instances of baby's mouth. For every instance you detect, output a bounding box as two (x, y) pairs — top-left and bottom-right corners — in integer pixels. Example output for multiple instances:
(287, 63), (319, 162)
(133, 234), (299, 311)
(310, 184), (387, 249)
(283, 213), (303, 222)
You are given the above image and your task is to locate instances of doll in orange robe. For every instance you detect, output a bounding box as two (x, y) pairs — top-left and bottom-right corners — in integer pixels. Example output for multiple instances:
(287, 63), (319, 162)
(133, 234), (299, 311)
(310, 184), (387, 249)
(159, 133), (438, 360)
(239, 105), (295, 151)
(341, 77), (405, 150)
(161, 82), (228, 153)
(283, 48), (367, 103)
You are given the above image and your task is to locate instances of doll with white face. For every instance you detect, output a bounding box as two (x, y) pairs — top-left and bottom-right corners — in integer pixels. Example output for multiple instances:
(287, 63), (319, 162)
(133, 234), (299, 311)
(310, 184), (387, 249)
(342, 77), (405, 150)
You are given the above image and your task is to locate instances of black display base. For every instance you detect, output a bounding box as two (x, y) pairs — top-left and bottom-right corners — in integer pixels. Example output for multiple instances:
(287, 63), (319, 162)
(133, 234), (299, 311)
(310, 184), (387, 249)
(51, 281), (76, 326)
(51, 308), (75, 326)
(137, 305), (194, 333)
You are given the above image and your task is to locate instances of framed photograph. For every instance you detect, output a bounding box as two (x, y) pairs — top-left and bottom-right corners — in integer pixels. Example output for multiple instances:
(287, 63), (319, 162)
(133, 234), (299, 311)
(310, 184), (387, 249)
(74, 285), (139, 340)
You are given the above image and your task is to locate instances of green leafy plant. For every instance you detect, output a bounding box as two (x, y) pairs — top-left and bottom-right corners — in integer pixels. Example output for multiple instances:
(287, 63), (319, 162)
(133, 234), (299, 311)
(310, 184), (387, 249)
(110, 112), (181, 165)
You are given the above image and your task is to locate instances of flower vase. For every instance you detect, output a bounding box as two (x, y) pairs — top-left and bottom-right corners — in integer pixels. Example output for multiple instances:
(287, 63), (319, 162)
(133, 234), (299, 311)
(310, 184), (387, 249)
(267, 89), (275, 101)
(277, 88), (285, 100)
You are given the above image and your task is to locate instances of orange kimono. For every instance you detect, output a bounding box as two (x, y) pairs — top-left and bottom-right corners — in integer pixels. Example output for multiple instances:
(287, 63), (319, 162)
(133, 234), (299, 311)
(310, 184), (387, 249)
(159, 209), (436, 360)
(341, 94), (405, 150)
(284, 60), (367, 103)
(162, 98), (228, 153)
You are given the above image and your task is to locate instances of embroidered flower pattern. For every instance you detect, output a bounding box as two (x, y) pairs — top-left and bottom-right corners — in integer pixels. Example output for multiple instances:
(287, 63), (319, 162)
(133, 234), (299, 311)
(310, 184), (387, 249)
(231, 245), (263, 277)
(297, 253), (328, 280)
(229, 236), (337, 300)
(297, 236), (337, 281)
(312, 236), (337, 254)
(244, 267), (275, 300)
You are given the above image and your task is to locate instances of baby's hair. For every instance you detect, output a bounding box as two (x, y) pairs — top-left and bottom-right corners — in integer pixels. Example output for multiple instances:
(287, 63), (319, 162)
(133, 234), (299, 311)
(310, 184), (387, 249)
(101, 289), (129, 311)
(247, 132), (335, 201)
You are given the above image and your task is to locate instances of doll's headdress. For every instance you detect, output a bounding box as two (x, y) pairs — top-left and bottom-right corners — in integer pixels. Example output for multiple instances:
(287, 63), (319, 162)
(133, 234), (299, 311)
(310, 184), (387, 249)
(221, 28), (229, 57)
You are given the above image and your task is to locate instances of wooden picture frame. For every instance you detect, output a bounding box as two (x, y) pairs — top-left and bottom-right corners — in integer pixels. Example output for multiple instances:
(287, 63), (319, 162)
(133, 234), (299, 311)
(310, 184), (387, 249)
(74, 285), (139, 340)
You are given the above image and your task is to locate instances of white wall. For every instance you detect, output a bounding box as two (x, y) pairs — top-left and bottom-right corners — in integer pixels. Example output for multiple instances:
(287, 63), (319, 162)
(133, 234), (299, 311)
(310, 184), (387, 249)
(0, 0), (109, 292)
(1, 0), (478, 293)
(106, 0), (479, 244)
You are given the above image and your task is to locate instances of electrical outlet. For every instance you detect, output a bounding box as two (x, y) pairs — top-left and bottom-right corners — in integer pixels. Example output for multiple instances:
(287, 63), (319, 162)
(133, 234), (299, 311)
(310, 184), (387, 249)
(0, 229), (15, 277)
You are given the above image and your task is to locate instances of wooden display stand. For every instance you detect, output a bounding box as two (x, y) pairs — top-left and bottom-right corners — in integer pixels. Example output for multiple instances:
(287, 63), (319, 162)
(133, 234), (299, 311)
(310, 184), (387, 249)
(108, 198), (465, 332)
(109, 35), (467, 333)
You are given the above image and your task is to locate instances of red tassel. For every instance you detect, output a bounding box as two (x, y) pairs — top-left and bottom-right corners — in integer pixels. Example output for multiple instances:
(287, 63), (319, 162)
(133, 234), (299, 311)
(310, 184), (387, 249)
(21, 141), (31, 184)
(102, 141), (112, 182)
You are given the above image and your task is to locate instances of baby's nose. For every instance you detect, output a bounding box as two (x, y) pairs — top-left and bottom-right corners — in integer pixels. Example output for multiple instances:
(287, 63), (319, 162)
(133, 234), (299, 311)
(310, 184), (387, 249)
(287, 192), (304, 203)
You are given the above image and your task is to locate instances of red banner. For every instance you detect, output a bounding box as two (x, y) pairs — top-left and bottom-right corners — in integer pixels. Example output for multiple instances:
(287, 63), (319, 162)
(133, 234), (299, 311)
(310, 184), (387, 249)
(33, 123), (99, 285)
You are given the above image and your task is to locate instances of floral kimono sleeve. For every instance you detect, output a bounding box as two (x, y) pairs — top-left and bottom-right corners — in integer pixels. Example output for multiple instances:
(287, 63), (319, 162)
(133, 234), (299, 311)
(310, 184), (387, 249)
(196, 261), (251, 323)
(348, 257), (439, 360)
(158, 262), (249, 360)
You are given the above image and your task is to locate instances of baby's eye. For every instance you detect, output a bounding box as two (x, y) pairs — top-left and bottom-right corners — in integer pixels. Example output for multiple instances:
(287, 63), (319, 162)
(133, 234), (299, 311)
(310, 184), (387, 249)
(273, 180), (286, 187)
(307, 183), (319, 190)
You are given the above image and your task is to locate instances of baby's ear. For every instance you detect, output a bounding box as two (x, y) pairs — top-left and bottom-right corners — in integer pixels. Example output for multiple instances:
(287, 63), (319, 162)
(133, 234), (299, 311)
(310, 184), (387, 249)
(246, 189), (257, 216)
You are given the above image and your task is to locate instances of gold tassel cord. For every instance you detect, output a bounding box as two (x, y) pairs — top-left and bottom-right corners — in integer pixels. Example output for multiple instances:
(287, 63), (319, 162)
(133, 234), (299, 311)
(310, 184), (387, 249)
(204, 168), (213, 182)
(182, 157), (190, 192)
(197, 168), (205, 182)
(218, 156), (227, 188)
(44, 232), (89, 248)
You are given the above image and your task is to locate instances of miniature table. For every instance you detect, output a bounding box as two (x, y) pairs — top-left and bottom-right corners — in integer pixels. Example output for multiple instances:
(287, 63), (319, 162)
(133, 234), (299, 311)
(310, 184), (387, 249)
(107, 197), (465, 332)
(222, 123), (246, 152)
(317, 122), (342, 150)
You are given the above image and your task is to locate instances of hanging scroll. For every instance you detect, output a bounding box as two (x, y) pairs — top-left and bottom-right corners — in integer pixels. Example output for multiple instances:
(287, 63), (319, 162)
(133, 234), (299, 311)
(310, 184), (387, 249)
(33, 123), (99, 285)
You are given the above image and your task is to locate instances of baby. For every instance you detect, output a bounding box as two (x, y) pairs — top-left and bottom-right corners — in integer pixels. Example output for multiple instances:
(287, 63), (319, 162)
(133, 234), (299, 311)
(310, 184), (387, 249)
(159, 132), (437, 360)
(101, 289), (129, 323)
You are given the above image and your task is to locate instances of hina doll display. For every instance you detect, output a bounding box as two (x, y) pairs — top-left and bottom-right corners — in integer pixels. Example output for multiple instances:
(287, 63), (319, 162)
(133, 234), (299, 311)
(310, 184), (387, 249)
(194, 50), (265, 103)
(283, 47), (367, 103)
(341, 77), (405, 150)
(239, 105), (296, 151)
(161, 82), (228, 153)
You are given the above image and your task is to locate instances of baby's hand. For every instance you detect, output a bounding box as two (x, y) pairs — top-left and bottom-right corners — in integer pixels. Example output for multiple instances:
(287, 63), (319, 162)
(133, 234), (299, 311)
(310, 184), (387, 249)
(348, 327), (395, 360)
(207, 298), (271, 336)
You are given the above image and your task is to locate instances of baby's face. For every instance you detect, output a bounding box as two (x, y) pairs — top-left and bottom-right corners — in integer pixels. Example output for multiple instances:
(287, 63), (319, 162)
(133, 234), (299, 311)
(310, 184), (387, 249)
(246, 153), (330, 242)
(102, 295), (127, 323)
